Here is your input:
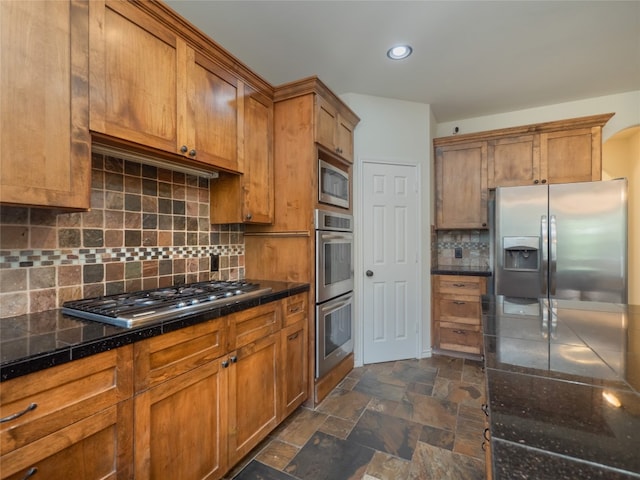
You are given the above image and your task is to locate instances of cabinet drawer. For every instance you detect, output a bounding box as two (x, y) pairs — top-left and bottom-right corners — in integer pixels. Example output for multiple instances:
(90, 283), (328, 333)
(437, 275), (483, 295)
(439, 325), (482, 355)
(1, 346), (132, 455)
(228, 302), (281, 350)
(134, 317), (227, 391)
(438, 296), (481, 325)
(284, 292), (308, 327)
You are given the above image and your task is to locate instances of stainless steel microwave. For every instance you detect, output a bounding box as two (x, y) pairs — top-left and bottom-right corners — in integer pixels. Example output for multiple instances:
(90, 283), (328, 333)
(318, 160), (349, 209)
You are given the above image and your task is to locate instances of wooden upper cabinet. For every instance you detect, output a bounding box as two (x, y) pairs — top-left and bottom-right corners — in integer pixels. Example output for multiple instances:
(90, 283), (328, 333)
(210, 86), (274, 224)
(315, 95), (356, 163)
(90, 1), (241, 172)
(0, 0), (91, 209)
(188, 51), (240, 172)
(242, 88), (274, 223)
(435, 142), (488, 229)
(90, 1), (180, 153)
(484, 114), (611, 188)
(488, 135), (540, 188)
(541, 127), (602, 184)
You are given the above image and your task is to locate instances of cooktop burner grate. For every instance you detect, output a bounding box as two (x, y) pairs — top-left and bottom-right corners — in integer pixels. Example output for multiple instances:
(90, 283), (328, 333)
(62, 280), (272, 328)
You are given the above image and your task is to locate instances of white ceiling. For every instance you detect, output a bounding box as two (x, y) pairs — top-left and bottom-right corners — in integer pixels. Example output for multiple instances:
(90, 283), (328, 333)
(165, 1), (640, 123)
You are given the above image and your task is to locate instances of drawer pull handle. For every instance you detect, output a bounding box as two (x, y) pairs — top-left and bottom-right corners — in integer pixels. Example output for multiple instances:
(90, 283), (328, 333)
(453, 330), (466, 335)
(453, 301), (466, 305)
(481, 403), (489, 417)
(483, 427), (490, 442)
(21, 467), (38, 479)
(1, 402), (37, 423)
(452, 283), (466, 287)
(288, 332), (299, 341)
(288, 306), (302, 314)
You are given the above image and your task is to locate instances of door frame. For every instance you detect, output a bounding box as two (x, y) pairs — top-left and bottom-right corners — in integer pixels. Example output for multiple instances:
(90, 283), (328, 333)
(354, 158), (427, 366)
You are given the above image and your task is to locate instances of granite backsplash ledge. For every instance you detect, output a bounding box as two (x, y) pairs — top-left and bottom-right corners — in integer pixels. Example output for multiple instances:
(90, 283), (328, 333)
(0, 152), (246, 319)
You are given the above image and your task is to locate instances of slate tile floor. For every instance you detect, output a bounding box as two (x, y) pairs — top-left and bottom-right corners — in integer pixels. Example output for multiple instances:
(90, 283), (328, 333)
(227, 355), (487, 480)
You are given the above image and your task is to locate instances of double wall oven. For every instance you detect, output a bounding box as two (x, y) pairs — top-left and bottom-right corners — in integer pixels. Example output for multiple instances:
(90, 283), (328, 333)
(315, 209), (354, 379)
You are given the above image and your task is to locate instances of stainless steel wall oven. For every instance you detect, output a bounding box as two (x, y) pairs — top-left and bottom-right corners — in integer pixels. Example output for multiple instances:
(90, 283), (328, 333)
(315, 209), (354, 378)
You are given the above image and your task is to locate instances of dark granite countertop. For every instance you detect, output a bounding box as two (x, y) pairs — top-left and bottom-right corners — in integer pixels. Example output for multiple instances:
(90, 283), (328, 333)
(431, 265), (492, 277)
(482, 296), (640, 479)
(0, 280), (309, 382)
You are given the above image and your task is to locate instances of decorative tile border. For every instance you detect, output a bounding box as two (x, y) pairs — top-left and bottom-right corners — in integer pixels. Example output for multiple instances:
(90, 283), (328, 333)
(0, 245), (244, 269)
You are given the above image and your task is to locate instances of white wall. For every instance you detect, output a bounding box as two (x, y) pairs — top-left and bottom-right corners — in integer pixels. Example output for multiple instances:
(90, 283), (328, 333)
(339, 93), (434, 364)
(436, 90), (640, 141)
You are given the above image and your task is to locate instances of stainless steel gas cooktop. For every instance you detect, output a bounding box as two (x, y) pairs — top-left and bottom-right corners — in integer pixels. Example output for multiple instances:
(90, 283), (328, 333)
(62, 280), (272, 328)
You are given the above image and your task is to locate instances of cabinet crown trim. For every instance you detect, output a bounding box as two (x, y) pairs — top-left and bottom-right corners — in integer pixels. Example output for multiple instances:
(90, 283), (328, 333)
(434, 113), (614, 147)
(273, 76), (360, 125)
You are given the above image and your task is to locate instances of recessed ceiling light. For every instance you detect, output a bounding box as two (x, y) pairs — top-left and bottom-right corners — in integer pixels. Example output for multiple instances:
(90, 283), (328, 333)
(387, 45), (412, 60)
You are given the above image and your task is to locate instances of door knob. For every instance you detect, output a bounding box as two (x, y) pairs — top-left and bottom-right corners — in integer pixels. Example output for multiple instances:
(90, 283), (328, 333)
(366, 270), (374, 277)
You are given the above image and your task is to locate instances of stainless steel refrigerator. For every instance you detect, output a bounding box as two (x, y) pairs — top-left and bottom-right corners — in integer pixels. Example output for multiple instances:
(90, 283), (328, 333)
(494, 178), (628, 303)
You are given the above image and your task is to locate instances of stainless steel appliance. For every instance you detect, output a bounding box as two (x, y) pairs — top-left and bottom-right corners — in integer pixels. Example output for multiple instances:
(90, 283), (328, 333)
(62, 280), (272, 328)
(494, 179), (627, 303)
(318, 159), (349, 209)
(316, 292), (353, 378)
(315, 209), (354, 303)
(315, 208), (354, 378)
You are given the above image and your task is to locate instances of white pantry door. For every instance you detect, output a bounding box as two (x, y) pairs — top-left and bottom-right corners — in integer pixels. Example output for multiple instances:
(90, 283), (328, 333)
(362, 162), (419, 364)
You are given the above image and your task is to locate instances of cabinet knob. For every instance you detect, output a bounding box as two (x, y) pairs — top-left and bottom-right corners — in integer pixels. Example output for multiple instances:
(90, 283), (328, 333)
(541, 179), (547, 184)
(189, 149), (197, 157)
(245, 212), (253, 220)
(366, 270), (374, 277)
(482, 223), (487, 227)
(180, 145), (188, 153)
(222, 359), (229, 368)
(230, 355), (238, 363)
(534, 179), (539, 184)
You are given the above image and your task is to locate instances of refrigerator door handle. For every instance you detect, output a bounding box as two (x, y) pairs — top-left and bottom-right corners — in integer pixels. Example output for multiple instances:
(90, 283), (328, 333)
(549, 215), (557, 295)
(541, 215), (548, 295)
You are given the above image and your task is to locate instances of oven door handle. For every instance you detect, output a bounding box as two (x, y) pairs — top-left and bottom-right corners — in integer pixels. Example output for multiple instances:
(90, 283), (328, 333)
(319, 298), (352, 314)
(320, 232), (353, 240)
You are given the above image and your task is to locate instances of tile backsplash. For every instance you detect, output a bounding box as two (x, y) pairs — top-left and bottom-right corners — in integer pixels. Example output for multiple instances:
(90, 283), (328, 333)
(0, 153), (245, 319)
(435, 230), (490, 268)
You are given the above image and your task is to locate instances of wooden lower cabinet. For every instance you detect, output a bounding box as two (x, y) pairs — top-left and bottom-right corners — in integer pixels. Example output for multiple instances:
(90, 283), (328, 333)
(1, 296), (309, 480)
(227, 333), (280, 466)
(134, 360), (227, 480)
(2, 402), (132, 480)
(281, 319), (308, 418)
(0, 347), (133, 479)
(432, 275), (487, 356)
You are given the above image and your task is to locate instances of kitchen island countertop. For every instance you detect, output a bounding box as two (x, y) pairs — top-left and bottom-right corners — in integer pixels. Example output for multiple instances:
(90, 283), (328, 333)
(0, 280), (309, 382)
(482, 296), (640, 479)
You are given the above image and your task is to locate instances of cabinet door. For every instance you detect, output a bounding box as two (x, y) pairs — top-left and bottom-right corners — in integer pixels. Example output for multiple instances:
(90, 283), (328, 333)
(336, 115), (355, 163)
(487, 135), (540, 187)
(227, 333), (280, 466)
(435, 142), (488, 229)
(316, 96), (338, 153)
(90, 1), (180, 154)
(188, 51), (239, 172)
(0, 0), (91, 209)
(134, 361), (227, 480)
(241, 87), (274, 223)
(280, 319), (308, 418)
(541, 127), (601, 184)
(1, 402), (132, 480)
